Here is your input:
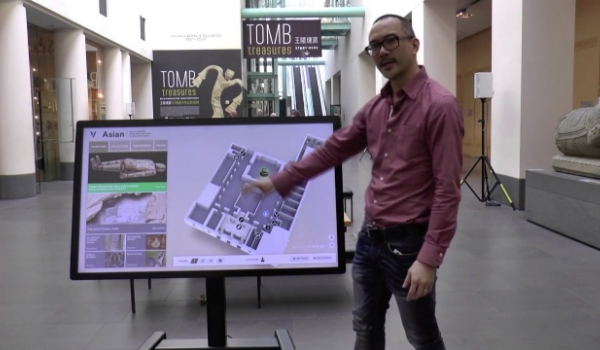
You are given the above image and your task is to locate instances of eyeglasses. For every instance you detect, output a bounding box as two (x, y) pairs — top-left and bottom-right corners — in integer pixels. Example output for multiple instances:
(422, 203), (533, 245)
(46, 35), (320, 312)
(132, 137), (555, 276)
(365, 36), (414, 56)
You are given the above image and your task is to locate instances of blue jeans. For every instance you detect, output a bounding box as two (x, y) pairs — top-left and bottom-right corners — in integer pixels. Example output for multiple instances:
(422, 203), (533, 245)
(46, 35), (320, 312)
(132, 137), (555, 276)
(352, 226), (445, 350)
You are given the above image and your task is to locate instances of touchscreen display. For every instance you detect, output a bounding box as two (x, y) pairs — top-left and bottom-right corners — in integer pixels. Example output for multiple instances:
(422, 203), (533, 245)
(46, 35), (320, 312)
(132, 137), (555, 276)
(74, 121), (340, 275)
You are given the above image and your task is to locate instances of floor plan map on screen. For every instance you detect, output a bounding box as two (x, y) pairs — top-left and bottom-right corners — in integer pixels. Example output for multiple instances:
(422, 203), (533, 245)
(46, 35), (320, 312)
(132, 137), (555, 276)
(184, 135), (325, 255)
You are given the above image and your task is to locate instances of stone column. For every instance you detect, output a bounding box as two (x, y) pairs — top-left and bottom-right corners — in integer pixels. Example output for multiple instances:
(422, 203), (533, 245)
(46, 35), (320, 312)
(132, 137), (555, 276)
(489, 0), (575, 209)
(357, 54), (376, 108)
(103, 47), (124, 120)
(122, 51), (132, 118)
(331, 74), (341, 105)
(411, 0), (457, 94)
(0, 0), (36, 199)
(53, 29), (89, 180)
(131, 62), (153, 119)
(325, 79), (331, 115)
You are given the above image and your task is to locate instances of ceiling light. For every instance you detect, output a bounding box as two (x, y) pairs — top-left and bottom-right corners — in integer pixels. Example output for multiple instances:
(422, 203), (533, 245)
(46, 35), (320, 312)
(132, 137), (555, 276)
(456, 10), (473, 18)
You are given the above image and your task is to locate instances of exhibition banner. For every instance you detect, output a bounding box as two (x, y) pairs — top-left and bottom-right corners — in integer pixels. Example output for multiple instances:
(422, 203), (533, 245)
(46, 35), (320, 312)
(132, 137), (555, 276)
(151, 50), (246, 119)
(243, 20), (322, 58)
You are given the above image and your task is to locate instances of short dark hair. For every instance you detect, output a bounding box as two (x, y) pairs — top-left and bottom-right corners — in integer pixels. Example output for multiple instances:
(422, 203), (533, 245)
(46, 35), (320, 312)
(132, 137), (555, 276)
(373, 14), (415, 38)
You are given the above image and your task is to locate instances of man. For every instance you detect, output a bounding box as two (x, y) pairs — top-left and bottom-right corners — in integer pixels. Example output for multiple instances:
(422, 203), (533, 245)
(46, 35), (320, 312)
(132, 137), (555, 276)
(244, 14), (463, 350)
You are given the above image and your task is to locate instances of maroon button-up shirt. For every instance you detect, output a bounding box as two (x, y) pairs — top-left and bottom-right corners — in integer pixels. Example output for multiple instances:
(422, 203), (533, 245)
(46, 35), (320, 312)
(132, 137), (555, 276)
(271, 66), (464, 267)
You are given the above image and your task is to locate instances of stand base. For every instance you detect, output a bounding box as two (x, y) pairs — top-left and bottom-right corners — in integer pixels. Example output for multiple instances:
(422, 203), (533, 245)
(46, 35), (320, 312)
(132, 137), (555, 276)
(139, 330), (295, 350)
(157, 338), (278, 349)
(158, 278), (294, 350)
(460, 155), (517, 211)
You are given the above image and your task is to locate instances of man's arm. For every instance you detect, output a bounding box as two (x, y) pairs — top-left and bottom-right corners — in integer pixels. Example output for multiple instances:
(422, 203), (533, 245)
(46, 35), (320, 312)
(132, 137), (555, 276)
(418, 95), (464, 268)
(270, 108), (368, 197)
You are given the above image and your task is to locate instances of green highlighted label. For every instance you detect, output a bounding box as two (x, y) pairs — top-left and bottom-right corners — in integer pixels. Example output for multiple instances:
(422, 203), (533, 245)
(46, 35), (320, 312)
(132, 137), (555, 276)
(88, 182), (167, 193)
(259, 167), (270, 177)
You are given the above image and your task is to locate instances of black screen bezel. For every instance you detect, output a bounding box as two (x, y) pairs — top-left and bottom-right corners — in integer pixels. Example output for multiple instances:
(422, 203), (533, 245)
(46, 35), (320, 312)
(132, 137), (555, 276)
(69, 116), (346, 280)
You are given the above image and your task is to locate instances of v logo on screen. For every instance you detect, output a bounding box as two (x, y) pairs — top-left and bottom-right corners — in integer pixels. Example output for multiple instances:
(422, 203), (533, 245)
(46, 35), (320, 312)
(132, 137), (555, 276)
(91, 131), (96, 137)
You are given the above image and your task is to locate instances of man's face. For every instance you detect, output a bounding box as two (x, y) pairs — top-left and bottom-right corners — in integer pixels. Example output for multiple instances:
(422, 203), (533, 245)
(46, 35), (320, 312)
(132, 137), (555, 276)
(368, 18), (419, 80)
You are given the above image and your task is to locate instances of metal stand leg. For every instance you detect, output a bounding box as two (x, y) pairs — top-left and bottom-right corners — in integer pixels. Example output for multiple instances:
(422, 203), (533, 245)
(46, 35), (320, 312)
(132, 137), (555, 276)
(257, 276), (262, 309)
(148, 279), (152, 289)
(130, 279), (136, 314)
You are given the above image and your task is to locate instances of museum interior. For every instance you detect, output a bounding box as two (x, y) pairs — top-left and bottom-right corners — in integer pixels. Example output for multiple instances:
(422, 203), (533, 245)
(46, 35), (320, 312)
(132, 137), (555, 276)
(1, 0), (600, 349)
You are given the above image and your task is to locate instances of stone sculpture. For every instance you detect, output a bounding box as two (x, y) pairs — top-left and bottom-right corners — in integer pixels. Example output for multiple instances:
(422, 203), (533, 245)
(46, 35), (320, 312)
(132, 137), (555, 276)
(552, 98), (600, 178)
(90, 155), (166, 179)
(193, 65), (244, 118)
(86, 192), (167, 224)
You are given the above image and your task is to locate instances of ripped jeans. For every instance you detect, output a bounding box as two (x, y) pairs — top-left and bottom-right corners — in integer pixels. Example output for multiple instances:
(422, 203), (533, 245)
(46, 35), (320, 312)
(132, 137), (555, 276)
(351, 224), (445, 350)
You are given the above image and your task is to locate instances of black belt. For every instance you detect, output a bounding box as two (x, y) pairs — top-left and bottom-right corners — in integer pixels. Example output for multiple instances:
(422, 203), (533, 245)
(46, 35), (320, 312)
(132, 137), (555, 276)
(363, 223), (427, 241)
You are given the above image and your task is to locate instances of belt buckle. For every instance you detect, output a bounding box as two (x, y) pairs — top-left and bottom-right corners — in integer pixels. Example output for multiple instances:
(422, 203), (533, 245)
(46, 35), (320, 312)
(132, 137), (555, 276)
(366, 225), (385, 240)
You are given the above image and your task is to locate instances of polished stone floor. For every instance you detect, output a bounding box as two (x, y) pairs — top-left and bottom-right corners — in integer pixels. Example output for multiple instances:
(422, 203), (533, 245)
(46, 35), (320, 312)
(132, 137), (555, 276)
(1, 176), (600, 349)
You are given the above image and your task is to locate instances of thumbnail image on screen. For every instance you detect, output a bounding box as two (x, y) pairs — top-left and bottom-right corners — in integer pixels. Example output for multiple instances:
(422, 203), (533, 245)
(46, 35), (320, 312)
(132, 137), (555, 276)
(73, 121), (341, 277)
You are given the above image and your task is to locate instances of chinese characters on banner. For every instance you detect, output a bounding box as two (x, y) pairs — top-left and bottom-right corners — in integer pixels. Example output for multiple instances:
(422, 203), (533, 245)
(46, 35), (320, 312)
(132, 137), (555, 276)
(243, 20), (322, 58)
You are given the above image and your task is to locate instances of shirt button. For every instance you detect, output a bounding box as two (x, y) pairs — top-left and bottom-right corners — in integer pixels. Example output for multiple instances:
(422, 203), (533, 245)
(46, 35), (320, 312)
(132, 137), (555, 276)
(384, 153), (388, 157)
(387, 129), (392, 132)
(439, 253), (443, 257)
(380, 177), (384, 180)
(374, 200), (377, 203)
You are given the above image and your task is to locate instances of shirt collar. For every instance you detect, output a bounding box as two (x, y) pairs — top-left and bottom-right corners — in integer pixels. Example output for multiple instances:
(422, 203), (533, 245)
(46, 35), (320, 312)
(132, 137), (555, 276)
(381, 65), (429, 102)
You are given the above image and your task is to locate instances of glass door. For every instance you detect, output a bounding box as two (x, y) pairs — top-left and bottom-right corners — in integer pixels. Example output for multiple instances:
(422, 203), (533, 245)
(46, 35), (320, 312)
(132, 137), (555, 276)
(31, 77), (75, 182)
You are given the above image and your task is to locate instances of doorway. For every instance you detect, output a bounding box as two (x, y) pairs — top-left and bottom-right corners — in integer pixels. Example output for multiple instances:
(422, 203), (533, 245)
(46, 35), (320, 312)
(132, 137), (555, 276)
(31, 77), (76, 182)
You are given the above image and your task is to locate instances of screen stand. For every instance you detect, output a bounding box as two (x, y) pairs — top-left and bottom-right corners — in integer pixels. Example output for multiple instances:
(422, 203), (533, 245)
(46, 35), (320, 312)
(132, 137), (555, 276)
(130, 279), (136, 314)
(206, 277), (227, 347)
(138, 277), (296, 349)
(257, 276), (262, 309)
(130, 279), (153, 314)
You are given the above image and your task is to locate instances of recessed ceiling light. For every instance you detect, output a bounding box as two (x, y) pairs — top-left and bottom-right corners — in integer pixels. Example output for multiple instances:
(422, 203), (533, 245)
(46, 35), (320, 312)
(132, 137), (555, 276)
(456, 11), (473, 18)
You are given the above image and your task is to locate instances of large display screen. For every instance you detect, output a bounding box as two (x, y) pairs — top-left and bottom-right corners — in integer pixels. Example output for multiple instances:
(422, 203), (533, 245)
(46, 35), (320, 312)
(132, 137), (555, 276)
(70, 117), (345, 280)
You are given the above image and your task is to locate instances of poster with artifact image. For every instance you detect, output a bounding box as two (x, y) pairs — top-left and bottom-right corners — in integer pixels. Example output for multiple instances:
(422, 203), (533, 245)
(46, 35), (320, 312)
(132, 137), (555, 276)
(151, 50), (247, 119)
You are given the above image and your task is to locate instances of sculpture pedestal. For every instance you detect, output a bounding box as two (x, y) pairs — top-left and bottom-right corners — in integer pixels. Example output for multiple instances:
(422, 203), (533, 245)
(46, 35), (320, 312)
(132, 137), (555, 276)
(526, 169), (600, 250)
(551, 155), (600, 179)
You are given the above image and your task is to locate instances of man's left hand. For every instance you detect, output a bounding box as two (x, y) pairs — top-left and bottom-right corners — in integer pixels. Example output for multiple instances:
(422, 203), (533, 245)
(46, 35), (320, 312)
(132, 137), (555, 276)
(402, 260), (436, 301)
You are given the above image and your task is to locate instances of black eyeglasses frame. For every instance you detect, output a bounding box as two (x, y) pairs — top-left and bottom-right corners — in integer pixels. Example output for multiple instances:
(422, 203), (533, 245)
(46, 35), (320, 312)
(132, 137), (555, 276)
(365, 35), (414, 56)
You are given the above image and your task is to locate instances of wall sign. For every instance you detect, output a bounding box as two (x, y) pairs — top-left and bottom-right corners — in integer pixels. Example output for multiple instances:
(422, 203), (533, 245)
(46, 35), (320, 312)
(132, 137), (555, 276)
(243, 20), (322, 58)
(146, 0), (242, 50)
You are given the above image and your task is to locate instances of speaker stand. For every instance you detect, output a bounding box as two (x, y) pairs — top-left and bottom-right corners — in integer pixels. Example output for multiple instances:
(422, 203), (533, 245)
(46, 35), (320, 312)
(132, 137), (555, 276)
(460, 98), (516, 210)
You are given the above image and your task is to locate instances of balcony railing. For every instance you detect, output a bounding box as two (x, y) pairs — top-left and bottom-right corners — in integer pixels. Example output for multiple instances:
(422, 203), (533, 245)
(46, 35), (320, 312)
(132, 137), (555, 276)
(247, 0), (353, 23)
